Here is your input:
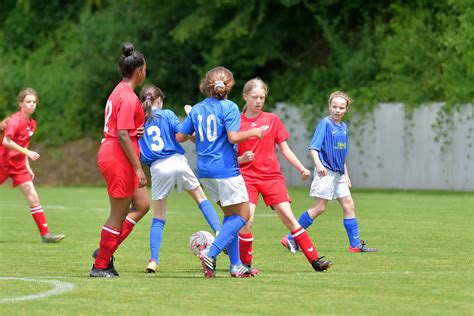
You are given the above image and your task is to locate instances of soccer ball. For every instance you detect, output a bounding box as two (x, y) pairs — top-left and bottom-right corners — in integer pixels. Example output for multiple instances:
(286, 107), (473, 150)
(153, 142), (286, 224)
(189, 231), (215, 256)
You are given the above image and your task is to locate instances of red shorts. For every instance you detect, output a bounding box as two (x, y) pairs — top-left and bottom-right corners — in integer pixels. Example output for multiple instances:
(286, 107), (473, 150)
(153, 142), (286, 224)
(244, 178), (291, 207)
(0, 164), (32, 187)
(97, 139), (139, 198)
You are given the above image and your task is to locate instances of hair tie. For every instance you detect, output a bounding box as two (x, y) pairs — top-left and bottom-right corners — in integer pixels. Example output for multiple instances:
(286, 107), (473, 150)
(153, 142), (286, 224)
(214, 80), (225, 90)
(145, 95), (152, 101)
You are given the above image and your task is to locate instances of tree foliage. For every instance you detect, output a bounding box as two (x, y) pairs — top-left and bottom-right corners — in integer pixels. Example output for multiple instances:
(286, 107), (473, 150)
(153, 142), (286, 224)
(0, 0), (472, 145)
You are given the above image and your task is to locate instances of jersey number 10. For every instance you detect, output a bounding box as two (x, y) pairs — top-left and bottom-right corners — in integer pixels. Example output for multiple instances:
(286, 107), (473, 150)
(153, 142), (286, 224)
(197, 114), (218, 142)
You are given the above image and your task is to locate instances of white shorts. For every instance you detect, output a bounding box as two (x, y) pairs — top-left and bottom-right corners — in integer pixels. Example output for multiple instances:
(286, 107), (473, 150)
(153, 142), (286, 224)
(200, 175), (249, 207)
(150, 154), (200, 200)
(310, 168), (351, 200)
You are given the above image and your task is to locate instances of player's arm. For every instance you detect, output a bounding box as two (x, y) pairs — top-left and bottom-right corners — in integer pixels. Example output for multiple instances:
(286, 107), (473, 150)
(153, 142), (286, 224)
(2, 136), (40, 161)
(344, 162), (351, 188)
(279, 141), (310, 180)
(310, 148), (327, 177)
(117, 129), (147, 187)
(227, 128), (262, 144)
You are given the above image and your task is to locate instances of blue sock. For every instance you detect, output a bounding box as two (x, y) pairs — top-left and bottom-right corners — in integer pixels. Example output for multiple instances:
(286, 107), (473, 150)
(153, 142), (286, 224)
(199, 200), (221, 234)
(344, 218), (361, 247)
(150, 218), (165, 263)
(288, 211), (314, 241)
(222, 216), (242, 265)
(208, 215), (246, 258)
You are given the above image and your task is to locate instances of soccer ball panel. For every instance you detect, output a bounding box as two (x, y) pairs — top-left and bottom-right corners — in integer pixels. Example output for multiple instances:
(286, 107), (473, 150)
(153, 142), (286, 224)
(188, 231), (215, 255)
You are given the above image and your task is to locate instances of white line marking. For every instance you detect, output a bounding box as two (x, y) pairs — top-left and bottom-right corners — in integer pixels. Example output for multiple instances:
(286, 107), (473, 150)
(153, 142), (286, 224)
(0, 277), (75, 303)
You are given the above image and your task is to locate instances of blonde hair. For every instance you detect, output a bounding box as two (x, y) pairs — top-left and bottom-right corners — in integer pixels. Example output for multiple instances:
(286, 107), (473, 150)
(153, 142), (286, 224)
(199, 66), (235, 100)
(328, 91), (352, 107)
(17, 87), (39, 109)
(242, 77), (269, 113)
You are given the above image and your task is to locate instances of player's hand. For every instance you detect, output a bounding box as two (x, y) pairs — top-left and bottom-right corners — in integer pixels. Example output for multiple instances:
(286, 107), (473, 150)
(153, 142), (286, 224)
(316, 165), (327, 177)
(27, 168), (35, 180)
(252, 127), (263, 139)
(136, 126), (145, 138)
(136, 168), (147, 188)
(184, 105), (192, 115)
(27, 150), (40, 161)
(345, 174), (352, 188)
(240, 151), (254, 163)
(300, 168), (311, 181)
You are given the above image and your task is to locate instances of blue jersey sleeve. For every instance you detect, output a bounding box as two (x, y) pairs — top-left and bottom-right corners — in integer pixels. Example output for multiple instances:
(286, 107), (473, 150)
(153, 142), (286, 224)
(224, 102), (240, 132)
(309, 119), (327, 151)
(180, 115), (195, 135)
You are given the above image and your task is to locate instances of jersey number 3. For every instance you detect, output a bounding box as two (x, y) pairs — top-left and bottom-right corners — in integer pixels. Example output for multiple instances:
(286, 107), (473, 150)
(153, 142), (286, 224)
(147, 125), (165, 152)
(197, 114), (218, 142)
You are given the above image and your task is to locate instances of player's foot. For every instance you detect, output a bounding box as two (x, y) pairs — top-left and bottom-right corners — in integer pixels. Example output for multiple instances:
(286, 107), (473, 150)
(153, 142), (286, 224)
(244, 264), (259, 276)
(199, 250), (216, 278)
(349, 240), (378, 253)
(90, 265), (116, 278)
(146, 260), (158, 273)
(280, 235), (299, 253)
(42, 233), (65, 243)
(230, 264), (256, 278)
(312, 256), (333, 272)
(92, 248), (119, 276)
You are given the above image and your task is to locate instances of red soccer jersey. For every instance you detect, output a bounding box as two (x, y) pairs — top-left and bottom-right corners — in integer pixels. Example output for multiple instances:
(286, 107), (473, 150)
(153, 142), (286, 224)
(238, 111), (289, 181)
(0, 111), (36, 171)
(103, 81), (145, 139)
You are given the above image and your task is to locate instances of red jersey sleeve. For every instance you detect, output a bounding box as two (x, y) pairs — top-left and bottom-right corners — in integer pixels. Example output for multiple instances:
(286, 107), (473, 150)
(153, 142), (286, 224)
(3, 114), (20, 139)
(116, 93), (137, 131)
(274, 115), (289, 144)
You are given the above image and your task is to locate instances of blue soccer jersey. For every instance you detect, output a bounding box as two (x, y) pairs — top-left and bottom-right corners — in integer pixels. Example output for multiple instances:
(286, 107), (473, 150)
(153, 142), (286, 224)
(179, 97), (241, 179)
(139, 109), (185, 166)
(309, 116), (348, 174)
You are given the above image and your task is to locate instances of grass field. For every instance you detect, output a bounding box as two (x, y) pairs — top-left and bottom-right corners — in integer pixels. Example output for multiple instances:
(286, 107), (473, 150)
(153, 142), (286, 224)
(0, 186), (473, 315)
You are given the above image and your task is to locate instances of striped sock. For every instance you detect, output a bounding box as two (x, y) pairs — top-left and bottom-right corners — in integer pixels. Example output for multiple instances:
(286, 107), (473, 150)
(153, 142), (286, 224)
(238, 233), (253, 266)
(292, 226), (319, 263)
(95, 226), (120, 270)
(116, 216), (136, 249)
(30, 205), (49, 236)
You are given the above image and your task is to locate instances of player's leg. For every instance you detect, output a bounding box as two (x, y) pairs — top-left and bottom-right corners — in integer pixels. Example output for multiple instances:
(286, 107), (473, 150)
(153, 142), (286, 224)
(17, 180), (65, 243)
(338, 195), (377, 252)
(92, 196), (132, 276)
(273, 202), (333, 271)
(187, 185), (221, 234)
(146, 198), (166, 273)
(238, 182), (258, 267)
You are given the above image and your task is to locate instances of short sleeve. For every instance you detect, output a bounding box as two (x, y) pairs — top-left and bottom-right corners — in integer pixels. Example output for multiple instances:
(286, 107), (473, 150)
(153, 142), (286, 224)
(167, 111), (181, 134)
(116, 93), (137, 131)
(274, 115), (289, 144)
(224, 102), (240, 132)
(309, 119), (327, 151)
(180, 114), (195, 135)
(3, 116), (20, 139)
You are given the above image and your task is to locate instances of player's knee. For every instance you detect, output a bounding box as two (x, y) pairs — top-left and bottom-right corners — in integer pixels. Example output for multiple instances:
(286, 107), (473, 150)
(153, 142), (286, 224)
(27, 194), (40, 206)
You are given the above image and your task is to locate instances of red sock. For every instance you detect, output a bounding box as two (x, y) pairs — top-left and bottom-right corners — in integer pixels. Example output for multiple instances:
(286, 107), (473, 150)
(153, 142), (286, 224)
(292, 227), (319, 263)
(30, 205), (49, 236)
(239, 232), (253, 265)
(115, 216), (136, 250)
(95, 226), (120, 269)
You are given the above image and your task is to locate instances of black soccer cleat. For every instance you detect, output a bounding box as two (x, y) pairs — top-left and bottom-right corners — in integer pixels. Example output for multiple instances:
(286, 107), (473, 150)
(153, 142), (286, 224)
(92, 248), (119, 276)
(90, 265), (117, 278)
(312, 256), (333, 272)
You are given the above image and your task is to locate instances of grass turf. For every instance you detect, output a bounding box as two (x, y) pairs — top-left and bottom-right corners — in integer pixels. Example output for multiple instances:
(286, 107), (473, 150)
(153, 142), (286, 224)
(0, 186), (473, 315)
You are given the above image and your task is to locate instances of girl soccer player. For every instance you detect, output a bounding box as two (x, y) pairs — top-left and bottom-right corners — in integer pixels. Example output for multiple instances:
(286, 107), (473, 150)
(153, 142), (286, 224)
(90, 43), (150, 278)
(178, 67), (262, 278)
(0, 88), (65, 243)
(138, 84), (221, 273)
(237, 78), (333, 272)
(281, 91), (377, 253)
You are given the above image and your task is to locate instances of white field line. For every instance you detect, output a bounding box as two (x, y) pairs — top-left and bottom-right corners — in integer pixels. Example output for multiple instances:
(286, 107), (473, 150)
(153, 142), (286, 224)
(0, 277), (75, 303)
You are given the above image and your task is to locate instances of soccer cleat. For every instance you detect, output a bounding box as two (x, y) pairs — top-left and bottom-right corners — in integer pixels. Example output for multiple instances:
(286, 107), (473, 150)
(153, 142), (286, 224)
(145, 260), (158, 273)
(42, 233), (65, 243)
(90, 265), (116, 278)
(92, 248), (119, 276)
(199, 250), (216, 278)
(349, 240), (378, 253)
(230, 264), (257, 278)
(280, 235), (299, 253)
(311, 256), (333, 272)
(244, 264), (259, 276)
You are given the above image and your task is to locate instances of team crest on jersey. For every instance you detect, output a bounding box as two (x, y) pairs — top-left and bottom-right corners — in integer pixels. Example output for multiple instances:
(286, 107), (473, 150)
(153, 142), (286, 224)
(251, 122), (257, 127)
(260, 125), (270, 131)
